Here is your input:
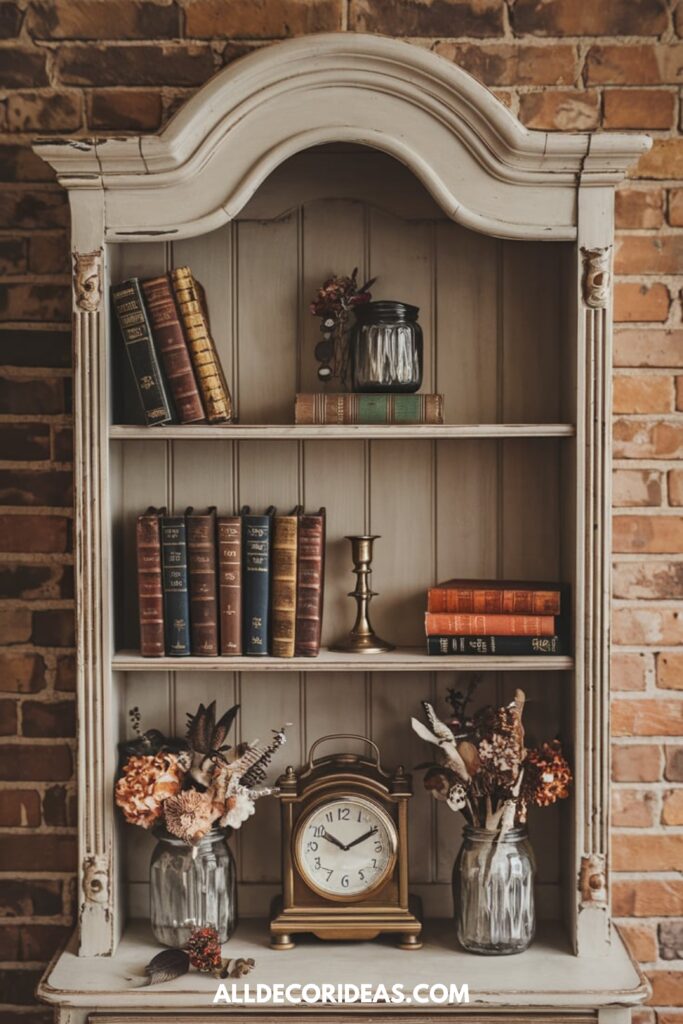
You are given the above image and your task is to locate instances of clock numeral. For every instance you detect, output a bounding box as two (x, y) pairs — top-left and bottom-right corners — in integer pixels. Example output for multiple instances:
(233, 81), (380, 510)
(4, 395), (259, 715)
(325, 811), (334, 823)
(312, 825), (325, 837)
(374, 841), (383, 853)
(372, 858), (378, 868)
(324, 868), (333, 882)
(306, 841), (318, 852)
(357, 810), (362, 822)
(337, 807), (350, 821)
(314, 857), (321, 870)
(341, 874), (350, 888)
(358, 869), (365, 881)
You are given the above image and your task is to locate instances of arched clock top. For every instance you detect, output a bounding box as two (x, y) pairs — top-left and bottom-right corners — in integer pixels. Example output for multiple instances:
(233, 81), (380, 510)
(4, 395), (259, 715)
(33, 33), (649, 243)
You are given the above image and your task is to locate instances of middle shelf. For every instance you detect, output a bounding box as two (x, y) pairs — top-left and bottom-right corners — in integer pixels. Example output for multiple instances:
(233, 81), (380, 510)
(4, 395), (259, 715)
(110, 423), (577, 440)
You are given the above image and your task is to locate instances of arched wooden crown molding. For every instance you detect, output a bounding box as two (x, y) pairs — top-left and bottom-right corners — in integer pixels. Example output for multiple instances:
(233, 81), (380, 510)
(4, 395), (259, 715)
(34, 33), (650, 241)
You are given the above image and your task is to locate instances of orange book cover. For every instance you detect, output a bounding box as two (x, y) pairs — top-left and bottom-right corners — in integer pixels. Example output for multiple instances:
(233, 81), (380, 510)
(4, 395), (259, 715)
(425, 612), (556, 637)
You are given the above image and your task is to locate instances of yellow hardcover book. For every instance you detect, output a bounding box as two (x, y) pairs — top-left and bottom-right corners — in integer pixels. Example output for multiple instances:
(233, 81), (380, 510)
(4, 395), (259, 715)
(271, 512), (299, 658)
(170, 267), (233, 423)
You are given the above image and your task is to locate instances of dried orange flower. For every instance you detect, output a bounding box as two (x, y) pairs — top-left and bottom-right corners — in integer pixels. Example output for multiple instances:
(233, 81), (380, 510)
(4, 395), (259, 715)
(164, 789), (216, 845)
(115, 753), (185, 829)
(524, 741), (572, 807)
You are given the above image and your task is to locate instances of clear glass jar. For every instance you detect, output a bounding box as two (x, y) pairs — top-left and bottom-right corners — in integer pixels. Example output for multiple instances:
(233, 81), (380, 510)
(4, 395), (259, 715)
(351, 301), (423, 393)
(453, 826), (535, 955)
(150, 827), (237, 947)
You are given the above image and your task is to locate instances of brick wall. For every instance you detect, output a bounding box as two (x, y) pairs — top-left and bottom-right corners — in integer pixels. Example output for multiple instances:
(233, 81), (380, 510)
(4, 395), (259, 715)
(0, 0), (681, 1020)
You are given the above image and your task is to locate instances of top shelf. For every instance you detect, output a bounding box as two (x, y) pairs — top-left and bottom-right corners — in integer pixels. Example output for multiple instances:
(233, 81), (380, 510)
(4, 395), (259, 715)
(110, 423), (576, 441)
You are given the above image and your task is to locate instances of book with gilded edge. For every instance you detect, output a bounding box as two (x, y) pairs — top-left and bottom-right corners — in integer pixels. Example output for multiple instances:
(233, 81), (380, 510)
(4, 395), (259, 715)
(217, 515), (242, 655)
(136, 507), (164, 657)
(186, 506), (219, 657)
(427, 635), (564, 656)
(111, 279), (174, 426)
(425, 612), (555, 637)
(428, 579), (561, 616)
(271, 508), (299, 658)
(170, 266), (233, 423)
(295, 393), (444, 425)
(295, 508), (326, 657)
(160, 514), (191, 656)
(242, 506), (274, 655)
(141, 275), (205, 424)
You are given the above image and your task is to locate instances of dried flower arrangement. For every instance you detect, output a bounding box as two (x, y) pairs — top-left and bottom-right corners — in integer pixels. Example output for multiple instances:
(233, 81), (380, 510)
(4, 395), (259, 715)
(140, 926), (255, 986)
(115, 701), (286, 844)
(411, 683), (571, 834)
(309, 267), (376, 385)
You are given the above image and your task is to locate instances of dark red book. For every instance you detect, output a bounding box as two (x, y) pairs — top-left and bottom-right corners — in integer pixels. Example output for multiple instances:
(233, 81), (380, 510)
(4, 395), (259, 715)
(136, 507), (164, 656)
(141, 275), (205, 424)
(428, 579), (561, 616)
(186, 506), (219, 656)
(294, 508), (326, 657)
(217, 515), (242, 655)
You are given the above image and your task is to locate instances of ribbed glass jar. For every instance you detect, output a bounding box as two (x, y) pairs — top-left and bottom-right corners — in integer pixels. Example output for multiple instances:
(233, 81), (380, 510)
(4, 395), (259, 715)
(453, 826), (535, 955)
(351, 301), (423, 393)
(149, 827), (237, 947)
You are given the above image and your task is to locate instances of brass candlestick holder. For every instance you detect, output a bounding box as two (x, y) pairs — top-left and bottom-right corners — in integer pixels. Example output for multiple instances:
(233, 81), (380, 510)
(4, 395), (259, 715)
(331, 535), (395, 654)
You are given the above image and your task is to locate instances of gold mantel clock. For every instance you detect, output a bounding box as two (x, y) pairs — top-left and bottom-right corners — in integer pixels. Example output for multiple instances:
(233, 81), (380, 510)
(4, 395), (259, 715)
(270, 735), (422, 950)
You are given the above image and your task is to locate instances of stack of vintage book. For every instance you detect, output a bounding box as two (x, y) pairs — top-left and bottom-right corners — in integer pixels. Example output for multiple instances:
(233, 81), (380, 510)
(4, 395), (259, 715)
(425, 579), (565, 656)
(111, 267), (233, 425)
(136, 506), (325, 658)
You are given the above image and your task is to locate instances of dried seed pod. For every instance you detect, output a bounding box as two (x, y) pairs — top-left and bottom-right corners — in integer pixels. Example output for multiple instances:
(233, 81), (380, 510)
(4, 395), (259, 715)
(141, 947), (190, 986)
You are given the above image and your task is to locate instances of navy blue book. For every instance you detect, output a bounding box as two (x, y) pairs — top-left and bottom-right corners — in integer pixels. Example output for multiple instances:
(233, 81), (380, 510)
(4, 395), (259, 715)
(427, 634), (564, 656)
(242, 505), (275, 656)
(160, 514), (191, 656)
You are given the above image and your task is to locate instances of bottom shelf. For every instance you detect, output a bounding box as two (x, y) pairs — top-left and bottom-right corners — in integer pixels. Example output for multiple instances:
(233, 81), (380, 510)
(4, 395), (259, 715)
(40, 919), (646, 1011)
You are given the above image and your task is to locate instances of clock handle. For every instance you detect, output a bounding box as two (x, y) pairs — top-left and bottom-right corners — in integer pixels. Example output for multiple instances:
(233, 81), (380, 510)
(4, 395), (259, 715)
(307, 734), (382, 770)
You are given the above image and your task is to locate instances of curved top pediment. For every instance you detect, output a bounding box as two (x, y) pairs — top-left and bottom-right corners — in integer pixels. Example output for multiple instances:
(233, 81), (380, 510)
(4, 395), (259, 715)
(34, 33), (649, 241)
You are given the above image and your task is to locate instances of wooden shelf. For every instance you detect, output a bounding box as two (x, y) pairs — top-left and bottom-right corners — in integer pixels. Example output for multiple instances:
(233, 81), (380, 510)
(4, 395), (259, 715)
(39, 918), (646, 1011)
(113, 647), (573, 672)
(109, 423), (576, 441)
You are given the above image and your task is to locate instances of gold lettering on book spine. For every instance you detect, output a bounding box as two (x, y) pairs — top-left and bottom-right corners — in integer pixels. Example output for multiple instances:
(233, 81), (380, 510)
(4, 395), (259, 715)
(171, 266), (233, 422)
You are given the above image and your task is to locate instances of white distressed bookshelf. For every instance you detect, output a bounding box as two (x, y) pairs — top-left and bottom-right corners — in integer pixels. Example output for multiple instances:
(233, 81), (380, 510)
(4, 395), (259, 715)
(34, 32), (649, 1024)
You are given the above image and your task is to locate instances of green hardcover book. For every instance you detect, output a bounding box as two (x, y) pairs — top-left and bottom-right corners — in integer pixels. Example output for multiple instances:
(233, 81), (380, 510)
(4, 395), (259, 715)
(295, 393), (444, 424)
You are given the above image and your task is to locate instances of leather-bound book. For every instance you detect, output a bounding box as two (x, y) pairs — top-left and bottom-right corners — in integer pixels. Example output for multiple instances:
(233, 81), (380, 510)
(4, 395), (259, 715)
(170, 266), (233, 423)
(295, 393), (444, 425)
(270, 508), (299, 658)
(217, 514), (242, 655)
(294, 508), (326, 657)
(160, 513), (191, 656)
(427, 579), (561, 616)
(427, 635), (563, 656)
(242, 506), (274, 656)
(141, 275), (206, 424)
(136, 507), (164, 656)
(111, 279), (174, 426)
(186, 506), (219, 657)
(425, 612), (555, 637)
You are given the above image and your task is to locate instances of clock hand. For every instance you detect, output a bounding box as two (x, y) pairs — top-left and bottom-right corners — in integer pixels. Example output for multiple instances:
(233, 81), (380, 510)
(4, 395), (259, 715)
(321, 828), (347, 851)
(344, 826), (378, 851)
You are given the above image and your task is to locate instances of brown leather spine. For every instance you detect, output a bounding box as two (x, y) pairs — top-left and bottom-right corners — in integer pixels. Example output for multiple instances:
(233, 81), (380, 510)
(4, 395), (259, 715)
(186, 507), (219, 656)
(217, 515), (242, 655)
(294, 508), (325, 657)
(136, 508), (164, 656)
(141, 276), (206, 424)
(271, 513), (298, 658)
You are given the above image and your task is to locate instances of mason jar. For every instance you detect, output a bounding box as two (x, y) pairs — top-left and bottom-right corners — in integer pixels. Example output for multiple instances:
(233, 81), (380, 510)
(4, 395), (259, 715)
(351, 301), (423, 393)
(149, 827), (237, 946)
(453, 826), (535, 955)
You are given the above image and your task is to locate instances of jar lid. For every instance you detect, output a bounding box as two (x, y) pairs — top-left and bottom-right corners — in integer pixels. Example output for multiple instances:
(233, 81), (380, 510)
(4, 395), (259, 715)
(353, 300), (419, 322)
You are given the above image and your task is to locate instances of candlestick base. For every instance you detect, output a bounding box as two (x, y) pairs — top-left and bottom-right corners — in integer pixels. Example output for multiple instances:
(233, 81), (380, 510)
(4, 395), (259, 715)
(331, 534), (395, 655)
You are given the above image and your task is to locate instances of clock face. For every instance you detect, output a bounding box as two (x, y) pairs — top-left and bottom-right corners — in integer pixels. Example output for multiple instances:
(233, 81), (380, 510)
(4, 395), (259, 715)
(294, 795), (398, 900)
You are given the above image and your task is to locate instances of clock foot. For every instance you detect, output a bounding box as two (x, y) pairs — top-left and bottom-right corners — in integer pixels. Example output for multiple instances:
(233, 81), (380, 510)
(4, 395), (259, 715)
(398, 933), (422, 951)
(270, 933), (295, 950)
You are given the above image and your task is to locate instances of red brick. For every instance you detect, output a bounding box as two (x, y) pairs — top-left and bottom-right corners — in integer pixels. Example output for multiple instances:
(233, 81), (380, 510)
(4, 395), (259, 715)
(0, 608), (32, 644)
(512, 0), (666, 35)
(613, 561), (683, 601)
(29, 234), (70, 275)
(613, 832), (683, 871)
(1, 924), (70, 961)
(611, 651), (649, 691)
(657, 652), (683, 690)
(6, 91), (82, 133)
(613, 743), (662, 781)
(0, 377), (68, 415)
(586, 44), (683, 85)
(0, 832), (75, 870)
(612, 788), (657, 827)
(617, 922), (659, 962)
(0, 283), (71, 322)
(634, 139), (683, 180)
(614, 879), (683, 916)
(43, 784), (69, 826)
(613, 374), (673, 413)
(614, 419), (683, 459)
(666, 745), (683, 780)
(615, 329), (683, 367)
(0, 48), (48, 87)
(647, 971), (683, 1007)
(0, 514), (69, 554)
(89, 89), (162, 130)
(0, 189), (68, 230)
(0, 744), (72, 782)
(658, 1015), (683, 1024)
(56, 43), (215, 86)
(613, 282), (670, 323)
(0, 698), (17, 735)
(613, 468), (662, 507)
(662, 788), (683, 823)
(0, 565), (72, 601)
(614, 516), (683, 554)
(0, 653), (45, 693)
(519, 90), (599, 131)
(669, 468), (683, 505)
(0, 2), (22, 37)
(0, 328), (70, 368)
(0, 878), (62, 917)
(31, 609), (75, 647)
(0, 469), (73, 507)
(669, 188), (683, 225)
(22, 700), (75, 737)
(431, 41), (577, 85)
(350, 0), (502, 35)
(53, 426), (73, 462)
(0, 145), (55, 183)
(613, 608), (683, 647)
(0, 789), (40, 826)
(0, 423), (50, 460)
(676, 375), (683, 412)
(616, 235), (683, 276)
(54, 653), (75, 691)
(187, 0), (342, 36)
(0, 968), (42, 1005)
(615, 187), (664, 229)
(612, 697), (683, 735)
(29, 0), (180, 39)
(604, 89), (674, 129)
(0, 237), (27, 274)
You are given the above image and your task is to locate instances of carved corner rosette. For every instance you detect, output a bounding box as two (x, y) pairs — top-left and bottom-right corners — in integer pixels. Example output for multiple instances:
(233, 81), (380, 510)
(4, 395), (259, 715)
(579, 853), (607, 907)
(73, 249), (103, 313)
(82, 853), (110, 906)
(581, 245), (611, 309)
